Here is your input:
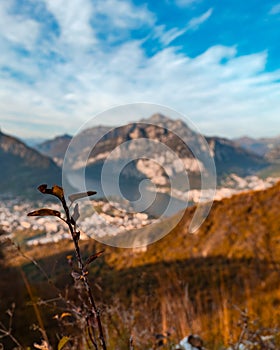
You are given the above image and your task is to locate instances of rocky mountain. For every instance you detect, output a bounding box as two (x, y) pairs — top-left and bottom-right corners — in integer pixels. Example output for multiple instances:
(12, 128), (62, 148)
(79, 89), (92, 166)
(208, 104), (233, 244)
(43, 114), (269, 189)
(0, 130), (62, 196)
(37, 114), (268, 178)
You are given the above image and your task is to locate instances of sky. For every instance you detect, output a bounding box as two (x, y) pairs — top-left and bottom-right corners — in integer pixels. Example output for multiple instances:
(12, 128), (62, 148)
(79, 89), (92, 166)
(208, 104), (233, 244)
(0, 0), (280, 139)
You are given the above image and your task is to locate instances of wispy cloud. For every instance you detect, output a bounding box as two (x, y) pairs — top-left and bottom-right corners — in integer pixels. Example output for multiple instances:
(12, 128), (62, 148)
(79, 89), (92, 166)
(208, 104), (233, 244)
(187, 8), (213, 30)
(269, 3), (280, 15)
(155, 26), (187, 46)
(174, 0), (202, 8)
(156, 9), (213, 46)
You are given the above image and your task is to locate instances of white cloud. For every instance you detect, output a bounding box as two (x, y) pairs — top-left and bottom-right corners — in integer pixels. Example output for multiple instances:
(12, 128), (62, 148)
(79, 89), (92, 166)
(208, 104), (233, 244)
(269, 3), (280, 15)
(44, 0), (95, 47)
(92, 0), (155, 29)
(0, 1), (40, 50)
(0, 1), (280, 139)
(2, 40), (280, 138)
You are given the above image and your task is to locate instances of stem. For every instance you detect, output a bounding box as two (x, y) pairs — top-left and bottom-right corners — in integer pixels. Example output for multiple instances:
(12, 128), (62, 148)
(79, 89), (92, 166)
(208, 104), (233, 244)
(86, 316), (98, 350)
(61, 196), (107, 350)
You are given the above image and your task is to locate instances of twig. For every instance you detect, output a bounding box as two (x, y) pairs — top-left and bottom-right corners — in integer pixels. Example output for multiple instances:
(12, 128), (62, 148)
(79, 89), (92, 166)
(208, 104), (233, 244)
(60, 194), (107, 350)
(0, 304), (23, 348)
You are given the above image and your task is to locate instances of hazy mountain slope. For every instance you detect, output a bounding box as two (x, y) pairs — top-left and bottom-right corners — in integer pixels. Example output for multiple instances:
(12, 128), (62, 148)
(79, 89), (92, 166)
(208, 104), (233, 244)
(234, 136), (269, 156)
(36, 134), (72, 166)
(207, 137), (269, 179)
(235, 135), (280, 160)
(265, 144), (280, 162)
(0, 130), (62, 195)
(36, 126), (112, 166)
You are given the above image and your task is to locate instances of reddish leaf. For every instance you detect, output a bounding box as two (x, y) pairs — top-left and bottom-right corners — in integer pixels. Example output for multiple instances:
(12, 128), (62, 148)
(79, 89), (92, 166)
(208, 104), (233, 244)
(68, 191), (97, 203)
(37, 184), (64, 201)
(27, 208), (61, 217)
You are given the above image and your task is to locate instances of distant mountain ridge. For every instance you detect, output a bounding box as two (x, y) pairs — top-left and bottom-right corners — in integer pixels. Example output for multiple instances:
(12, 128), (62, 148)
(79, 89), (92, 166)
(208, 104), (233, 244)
(207, 136), (268, 178)
(36, 134), (72, 166)
(234, 135), (280, 161)
(0, 115), (272, 198)
(37, 114), (269, 185)
(0, 130), (62, 196)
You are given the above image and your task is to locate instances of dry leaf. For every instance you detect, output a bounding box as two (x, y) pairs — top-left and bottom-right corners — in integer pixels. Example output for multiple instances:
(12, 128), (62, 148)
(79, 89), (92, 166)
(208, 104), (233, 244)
(27, 208), (61, 217)
(38, 184), (64, 201)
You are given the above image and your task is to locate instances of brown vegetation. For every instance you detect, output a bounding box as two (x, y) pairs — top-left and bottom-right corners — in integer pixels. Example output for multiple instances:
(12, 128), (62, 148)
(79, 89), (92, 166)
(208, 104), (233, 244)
(1, 182), (280, 348)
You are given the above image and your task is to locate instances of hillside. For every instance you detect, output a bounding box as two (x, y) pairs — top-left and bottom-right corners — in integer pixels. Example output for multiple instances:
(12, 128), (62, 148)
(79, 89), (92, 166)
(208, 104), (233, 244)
(0, 130), (62, 196)
(98, 179), (280, 267)
(1, 182), (280, 348)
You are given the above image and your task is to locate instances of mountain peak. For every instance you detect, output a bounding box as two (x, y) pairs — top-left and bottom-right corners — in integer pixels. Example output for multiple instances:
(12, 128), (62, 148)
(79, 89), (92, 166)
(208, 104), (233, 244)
(146, 113), (173, 124)
(143, 113), (190, 132)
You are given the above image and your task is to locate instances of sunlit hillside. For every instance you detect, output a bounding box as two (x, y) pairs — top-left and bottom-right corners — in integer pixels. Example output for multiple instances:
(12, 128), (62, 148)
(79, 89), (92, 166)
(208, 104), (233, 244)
(1, 182), (280, 348)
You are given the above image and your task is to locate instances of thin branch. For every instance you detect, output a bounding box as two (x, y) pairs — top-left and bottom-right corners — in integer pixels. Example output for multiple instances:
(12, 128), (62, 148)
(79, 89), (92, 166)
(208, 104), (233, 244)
(0, 306), (23, 348)
(60, 194), (107, 350)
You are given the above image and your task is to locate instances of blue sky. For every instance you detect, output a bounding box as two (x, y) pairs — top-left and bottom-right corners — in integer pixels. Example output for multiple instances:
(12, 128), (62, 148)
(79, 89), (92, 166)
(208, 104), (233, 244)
(0, 0), (280, 139)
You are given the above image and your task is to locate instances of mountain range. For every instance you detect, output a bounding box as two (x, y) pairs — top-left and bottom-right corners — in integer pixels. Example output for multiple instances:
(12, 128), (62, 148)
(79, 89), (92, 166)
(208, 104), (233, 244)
(36, 115), (270, 178)
(36, 114), (269, 186)
(0, 114), (275, 198)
